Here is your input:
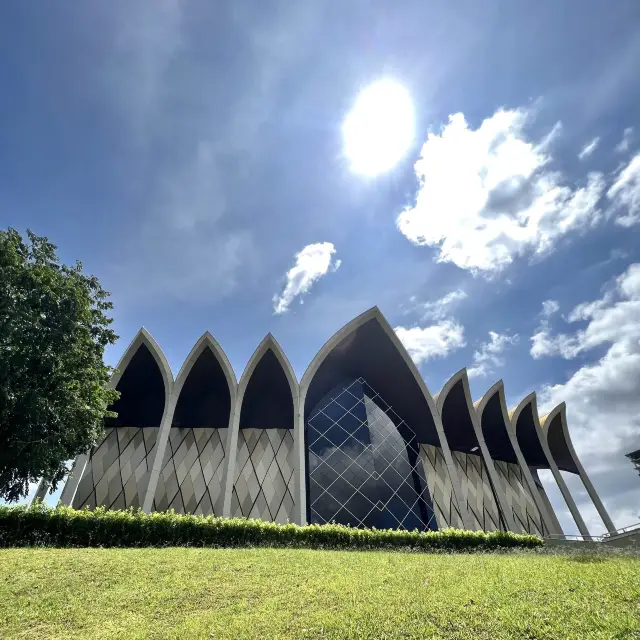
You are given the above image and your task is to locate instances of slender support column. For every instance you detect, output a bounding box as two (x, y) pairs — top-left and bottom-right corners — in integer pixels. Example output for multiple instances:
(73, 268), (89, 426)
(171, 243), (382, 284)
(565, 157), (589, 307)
(142, 400), (176, 513)
(30, 478), (50, 506)
(506, 433), (559, 535)
(542, 404), (616, 535)
(531, 469), (564, 535)
(577, 470), (616, 534)
(544, 457), (590, 538)
(294, 395), (307, 526)
(58, 453), (89, 507)
(221, 401), (240, 518)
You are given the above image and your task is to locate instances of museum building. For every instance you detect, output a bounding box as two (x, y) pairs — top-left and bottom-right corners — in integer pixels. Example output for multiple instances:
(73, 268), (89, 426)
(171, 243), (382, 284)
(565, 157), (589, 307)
(55, 308), (616, 538)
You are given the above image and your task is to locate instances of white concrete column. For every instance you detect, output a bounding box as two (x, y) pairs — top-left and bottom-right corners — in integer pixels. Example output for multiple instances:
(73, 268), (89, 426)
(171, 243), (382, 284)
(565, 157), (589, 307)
(30, 478), (50, 506)
(221, 400), (240, 518)
(294, 393), (307, 526)
(58, 453), (89, 507)
(142, 399), (176, 513)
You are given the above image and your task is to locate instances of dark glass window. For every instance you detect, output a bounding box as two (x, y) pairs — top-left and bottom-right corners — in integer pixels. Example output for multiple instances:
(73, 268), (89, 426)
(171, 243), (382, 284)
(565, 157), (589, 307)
(306, 378), (437, 531)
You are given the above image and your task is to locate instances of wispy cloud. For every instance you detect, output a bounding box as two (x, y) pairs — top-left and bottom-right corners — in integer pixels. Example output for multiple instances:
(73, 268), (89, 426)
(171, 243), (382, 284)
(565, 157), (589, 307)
(467, 331), (518, 378)
(578, 136), (600, 160)
(273, 242), (341, 314)
(615, 127), (634, 154)
(607, 152), (640, 227)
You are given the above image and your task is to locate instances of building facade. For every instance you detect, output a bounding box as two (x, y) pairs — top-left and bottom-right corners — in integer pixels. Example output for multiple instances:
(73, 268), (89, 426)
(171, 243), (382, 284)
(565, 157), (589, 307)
(56, 308), (616, 538)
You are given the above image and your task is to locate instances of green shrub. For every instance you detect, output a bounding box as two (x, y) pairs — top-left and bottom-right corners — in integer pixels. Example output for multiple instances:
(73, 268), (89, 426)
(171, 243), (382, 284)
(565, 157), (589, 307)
(0, 503), (543, 551)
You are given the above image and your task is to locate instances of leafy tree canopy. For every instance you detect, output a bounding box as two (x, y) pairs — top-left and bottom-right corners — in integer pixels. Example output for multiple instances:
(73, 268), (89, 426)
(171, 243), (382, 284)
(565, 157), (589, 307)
(0, 229), (119, 501)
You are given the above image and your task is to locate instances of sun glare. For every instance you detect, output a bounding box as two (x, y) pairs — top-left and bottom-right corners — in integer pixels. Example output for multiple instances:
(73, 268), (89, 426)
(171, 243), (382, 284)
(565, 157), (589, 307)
(343, 79), (415, 176)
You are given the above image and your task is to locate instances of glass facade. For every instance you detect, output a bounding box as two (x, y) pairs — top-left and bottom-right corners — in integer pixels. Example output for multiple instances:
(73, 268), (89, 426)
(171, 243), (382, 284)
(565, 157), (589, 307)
(306, 378), (437, 531)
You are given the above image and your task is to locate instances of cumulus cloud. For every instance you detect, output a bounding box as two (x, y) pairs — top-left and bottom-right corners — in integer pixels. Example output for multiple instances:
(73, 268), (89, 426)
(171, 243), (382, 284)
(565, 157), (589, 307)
(578, 136), (600, 161)
(397, 108), (606, 273)
(534, 263), (640, 532)
(394, 320), (466, 366)
(467, 331), (519, 378)
(615, 127), (634, 154)
(607, 152), (640, 227)
(273, 242), (340, 314)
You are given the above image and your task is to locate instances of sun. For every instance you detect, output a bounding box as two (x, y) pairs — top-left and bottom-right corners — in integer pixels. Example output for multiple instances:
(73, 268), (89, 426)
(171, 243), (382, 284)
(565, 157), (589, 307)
(343, 79), (415, 176)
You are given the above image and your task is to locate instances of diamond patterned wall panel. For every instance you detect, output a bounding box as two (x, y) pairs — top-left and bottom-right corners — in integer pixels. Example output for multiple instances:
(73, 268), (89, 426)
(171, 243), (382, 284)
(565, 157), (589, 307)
(73, 427), (159, 510)
(307, 379), (438, 531)
(231, 428), (295, 523)
(494, 460), (548, 536)
(494, 460), (546, 535)
(451, 450), (504, 532)
(153, 427), (227, 515)
(419, 444), (464, 529)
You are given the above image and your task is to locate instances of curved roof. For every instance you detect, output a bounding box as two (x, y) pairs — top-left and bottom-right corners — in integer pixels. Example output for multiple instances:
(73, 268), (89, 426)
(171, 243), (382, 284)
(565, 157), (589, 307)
(171, 332), (236, 429)
(540, 403), (580, 474)
(110, 327), (173, 398)
(509, 393), (550, 469)
(475, 380), (519, 464)
(106, 328), (173, 427)
(173, 332), (237, 397)
(237, 334), (298, 430)
(436, 369), (479, 453)
(301, 307), (441, 445)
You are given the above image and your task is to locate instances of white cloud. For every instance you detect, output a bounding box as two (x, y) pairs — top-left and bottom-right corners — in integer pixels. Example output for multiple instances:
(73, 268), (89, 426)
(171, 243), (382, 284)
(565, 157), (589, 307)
(607, 152), (640, 227)
(534, 263), (640, 533)
(394, 320), (466, 366)
(412, 289), (467, 321)
(467, 331), (519, 378)
(541, 299), (560, 318)
(273, 242), (340, 314)
(615, 127), (633, 154)
(396, 107), (606, 273)
(578, 136), (600, 160)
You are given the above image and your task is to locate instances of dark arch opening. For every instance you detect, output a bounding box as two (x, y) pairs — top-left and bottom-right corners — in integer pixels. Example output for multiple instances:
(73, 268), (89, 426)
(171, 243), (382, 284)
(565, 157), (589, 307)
(172, 348), (231, 429)
(440, 380), (479, 453)
(514, 403), (550, 468)
(240, 349), (294, 430)
(304, 319), (439, 445)
(106, 343), (165, 428)
(546, 414), (579, 473)
(480, 393), (519, 464)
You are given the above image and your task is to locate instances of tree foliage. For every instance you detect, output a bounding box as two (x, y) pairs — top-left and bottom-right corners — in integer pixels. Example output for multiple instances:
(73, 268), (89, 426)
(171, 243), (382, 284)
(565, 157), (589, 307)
(0, 229), (118, 501)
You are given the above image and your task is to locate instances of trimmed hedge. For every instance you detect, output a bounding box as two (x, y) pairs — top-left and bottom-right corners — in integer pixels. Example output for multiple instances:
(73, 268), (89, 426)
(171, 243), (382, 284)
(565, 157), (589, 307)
(0, 503), (543, 551)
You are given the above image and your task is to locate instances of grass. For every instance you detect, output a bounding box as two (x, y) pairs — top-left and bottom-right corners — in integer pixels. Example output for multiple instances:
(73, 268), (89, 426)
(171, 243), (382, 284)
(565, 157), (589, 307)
(0, 547), (638, 639)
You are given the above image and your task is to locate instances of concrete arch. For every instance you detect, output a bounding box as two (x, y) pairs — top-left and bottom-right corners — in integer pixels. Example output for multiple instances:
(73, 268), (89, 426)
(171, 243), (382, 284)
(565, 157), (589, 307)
(222, 334), (299, 520)
(62, 328), (174, 510)
(510, 393), (590, 538)
(436, 369), (515, 531)
(143, 332), (237, 513)
(298, 307), (470, 528)
(475, 381), (556, 534)
(540, 403), (616, 534)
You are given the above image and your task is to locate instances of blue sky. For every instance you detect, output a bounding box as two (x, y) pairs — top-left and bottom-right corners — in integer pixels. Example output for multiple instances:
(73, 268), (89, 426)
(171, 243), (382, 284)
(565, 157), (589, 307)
(2, 0), (639, 534)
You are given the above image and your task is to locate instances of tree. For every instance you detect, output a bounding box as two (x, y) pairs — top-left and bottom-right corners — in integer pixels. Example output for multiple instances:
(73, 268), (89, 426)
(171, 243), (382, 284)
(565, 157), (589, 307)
(0, 229), (119, 501)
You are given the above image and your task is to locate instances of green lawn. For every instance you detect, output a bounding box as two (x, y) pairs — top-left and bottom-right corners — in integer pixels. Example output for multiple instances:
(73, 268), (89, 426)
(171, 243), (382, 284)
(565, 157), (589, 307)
(1, 548), (638, 639)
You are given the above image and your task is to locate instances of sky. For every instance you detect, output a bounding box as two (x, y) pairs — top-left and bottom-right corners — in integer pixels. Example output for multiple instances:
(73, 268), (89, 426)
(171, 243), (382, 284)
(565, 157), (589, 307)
(1, 0), (639, 535)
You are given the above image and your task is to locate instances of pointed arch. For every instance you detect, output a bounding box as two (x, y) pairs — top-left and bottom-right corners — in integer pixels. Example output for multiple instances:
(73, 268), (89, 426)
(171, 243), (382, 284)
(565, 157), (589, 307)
(146, 332), (237, 515)
(541, 403), (616, 534)
(510, 393), (590, 538)
(223, 334), (299, 524)
(298, 307), (470, 530)
(436, 370), (514, 532)
(476, 381), (555, 535)
(70, 328), (173, 511)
